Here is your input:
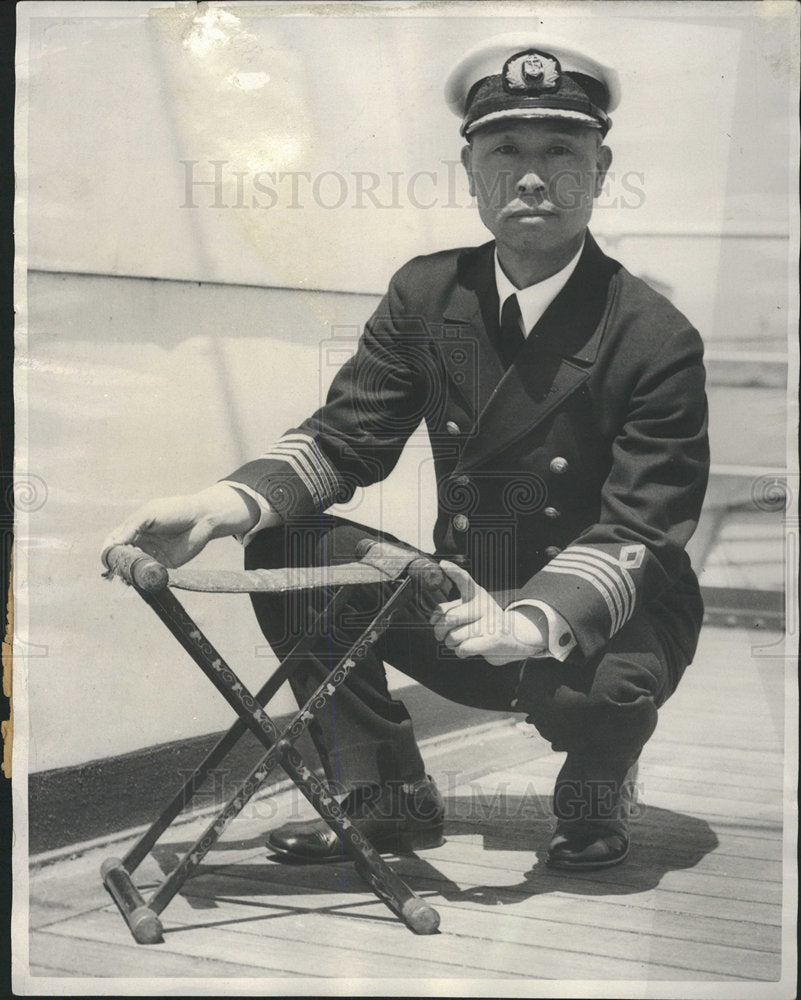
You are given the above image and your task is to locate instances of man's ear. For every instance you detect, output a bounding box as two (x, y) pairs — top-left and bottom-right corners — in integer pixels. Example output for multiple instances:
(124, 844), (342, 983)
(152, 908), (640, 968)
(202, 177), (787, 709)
(460, 144), (476, 198)
(594, 144), (613, 198)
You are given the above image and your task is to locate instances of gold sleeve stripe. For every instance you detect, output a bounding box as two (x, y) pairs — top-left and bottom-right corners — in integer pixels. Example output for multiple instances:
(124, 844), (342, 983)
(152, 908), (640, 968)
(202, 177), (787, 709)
(540, 545), (637, 636)
(570, 545), (637, 607)
(540, 561), (620, 634)
(261, 433), (340, 507)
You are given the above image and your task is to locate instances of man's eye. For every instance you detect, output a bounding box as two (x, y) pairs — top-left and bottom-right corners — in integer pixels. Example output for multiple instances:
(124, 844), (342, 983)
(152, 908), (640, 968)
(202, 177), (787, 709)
(548, 145), (573, 155)
(493, 144), (518, 154)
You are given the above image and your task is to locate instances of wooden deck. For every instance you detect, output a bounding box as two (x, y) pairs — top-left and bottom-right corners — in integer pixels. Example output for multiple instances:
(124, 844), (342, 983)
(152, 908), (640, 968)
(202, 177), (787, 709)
(22, 624), (795, 995)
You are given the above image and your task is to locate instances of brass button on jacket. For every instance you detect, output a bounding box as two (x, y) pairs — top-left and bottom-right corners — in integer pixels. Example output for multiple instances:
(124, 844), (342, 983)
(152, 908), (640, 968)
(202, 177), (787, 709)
(544, 545), (562, 559)
(453, 514), (470, 532)
(445, 421), (461, 436)
(543, 506), (561, 520)
(549, 457), (569, 475)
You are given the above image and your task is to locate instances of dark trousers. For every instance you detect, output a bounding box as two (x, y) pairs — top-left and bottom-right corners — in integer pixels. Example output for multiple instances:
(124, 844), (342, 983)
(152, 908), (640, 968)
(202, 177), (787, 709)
(246, 517), (690, 822)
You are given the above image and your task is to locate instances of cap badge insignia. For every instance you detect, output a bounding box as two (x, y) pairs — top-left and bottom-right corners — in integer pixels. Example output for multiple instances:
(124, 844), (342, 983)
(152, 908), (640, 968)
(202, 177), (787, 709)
(503, 50), (561, 94)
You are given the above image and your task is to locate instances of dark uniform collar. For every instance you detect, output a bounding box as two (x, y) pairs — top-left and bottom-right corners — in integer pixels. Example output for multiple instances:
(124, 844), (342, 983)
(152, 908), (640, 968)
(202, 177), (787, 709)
(445, 231), (619, 365)
(442, 232), (621, 471)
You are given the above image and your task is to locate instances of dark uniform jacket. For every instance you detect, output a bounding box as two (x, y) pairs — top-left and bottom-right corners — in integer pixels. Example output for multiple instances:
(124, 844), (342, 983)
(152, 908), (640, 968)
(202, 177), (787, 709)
(227, 233), (710, 664)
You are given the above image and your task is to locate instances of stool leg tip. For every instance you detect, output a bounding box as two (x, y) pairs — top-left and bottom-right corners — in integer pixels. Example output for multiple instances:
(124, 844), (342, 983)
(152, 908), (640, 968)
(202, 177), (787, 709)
(130, 906), (164, 945)
(402, 897), (440, 934)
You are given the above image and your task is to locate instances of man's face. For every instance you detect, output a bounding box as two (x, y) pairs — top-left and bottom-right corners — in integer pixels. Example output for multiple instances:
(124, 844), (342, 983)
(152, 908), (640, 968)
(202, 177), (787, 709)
(461, 120), (612, 259)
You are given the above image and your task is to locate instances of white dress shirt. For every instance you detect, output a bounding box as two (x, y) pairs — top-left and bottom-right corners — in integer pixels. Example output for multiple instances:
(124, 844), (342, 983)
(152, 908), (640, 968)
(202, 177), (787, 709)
(224, 239), (586, 662)
(494, 241), (584, 333)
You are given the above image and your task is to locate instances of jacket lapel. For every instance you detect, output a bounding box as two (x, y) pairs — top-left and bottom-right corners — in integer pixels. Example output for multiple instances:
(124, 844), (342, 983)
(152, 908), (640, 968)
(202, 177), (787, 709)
(457, 233), (619, 472)
(440, 242), (505, 417)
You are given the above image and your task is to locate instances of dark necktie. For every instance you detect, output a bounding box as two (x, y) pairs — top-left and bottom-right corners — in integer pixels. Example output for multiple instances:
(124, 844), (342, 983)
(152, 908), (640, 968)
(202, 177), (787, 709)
(498, 293), (525, 368)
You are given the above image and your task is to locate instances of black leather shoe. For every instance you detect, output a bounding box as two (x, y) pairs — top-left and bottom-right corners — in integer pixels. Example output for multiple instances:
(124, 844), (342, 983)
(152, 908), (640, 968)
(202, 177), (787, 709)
(547, 758), (638, 871)
(546, 823), (630, 870)
(266, 776), (445, 862)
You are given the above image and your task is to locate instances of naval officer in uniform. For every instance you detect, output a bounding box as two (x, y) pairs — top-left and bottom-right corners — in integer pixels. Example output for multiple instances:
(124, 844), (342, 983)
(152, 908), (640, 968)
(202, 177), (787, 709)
(105, 34), (709, 870)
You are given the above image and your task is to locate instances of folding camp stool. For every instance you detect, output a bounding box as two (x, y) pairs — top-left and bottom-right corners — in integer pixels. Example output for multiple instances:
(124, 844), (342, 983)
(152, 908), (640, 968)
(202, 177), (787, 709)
(100, 539), (449, 942)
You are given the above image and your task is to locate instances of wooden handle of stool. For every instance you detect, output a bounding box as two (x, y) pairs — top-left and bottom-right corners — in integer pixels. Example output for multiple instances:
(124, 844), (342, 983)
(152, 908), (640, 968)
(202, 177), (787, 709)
(102, 545), (169, 592)
(355, 539), (450, 610)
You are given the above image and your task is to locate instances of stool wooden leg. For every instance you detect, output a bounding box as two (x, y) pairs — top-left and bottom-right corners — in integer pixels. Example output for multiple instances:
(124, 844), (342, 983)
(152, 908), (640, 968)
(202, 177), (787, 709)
(121, 588), (347, 874)
(275, 740), (440, 934)
(139, 580), (439, 934)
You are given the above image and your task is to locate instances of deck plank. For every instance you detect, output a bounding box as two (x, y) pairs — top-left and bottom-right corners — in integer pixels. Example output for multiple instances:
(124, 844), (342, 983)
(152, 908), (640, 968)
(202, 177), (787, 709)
(25, 624), (790, 987)
(479, 767), (783, 818)
(47, 896), (756, 983)
(203, 844), (782, 920)
(168, 871), (781, 981)
(178, 860), (782, 956)
(411, 843), (783, 906)
(29, 929), (300, 978)
(32, 909), (526, 980)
